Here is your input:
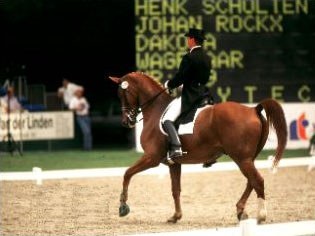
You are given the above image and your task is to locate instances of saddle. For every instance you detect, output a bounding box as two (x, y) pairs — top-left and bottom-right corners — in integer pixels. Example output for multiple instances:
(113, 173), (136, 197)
(160, 90), (214, 136)
(174, 91), (214, 129)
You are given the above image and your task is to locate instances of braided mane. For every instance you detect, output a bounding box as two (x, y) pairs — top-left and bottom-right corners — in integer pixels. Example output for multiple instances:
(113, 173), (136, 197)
(127, 72), (164, 91)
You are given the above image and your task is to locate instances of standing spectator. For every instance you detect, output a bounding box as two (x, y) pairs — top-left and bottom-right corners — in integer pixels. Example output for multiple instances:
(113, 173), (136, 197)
(58, 78), (81, 109)
(0, 86), (22, 114)
(69, 87), (93, 151)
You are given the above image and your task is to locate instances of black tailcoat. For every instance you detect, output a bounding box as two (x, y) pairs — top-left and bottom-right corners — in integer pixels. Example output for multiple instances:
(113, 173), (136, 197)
(168, 46), (211, 113)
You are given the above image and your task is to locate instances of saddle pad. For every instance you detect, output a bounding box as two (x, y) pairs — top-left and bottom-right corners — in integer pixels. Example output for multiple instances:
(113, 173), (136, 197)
(178, 105), (211, 135)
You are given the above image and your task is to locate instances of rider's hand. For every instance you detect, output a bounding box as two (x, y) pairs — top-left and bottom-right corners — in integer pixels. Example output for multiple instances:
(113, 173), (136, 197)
(164, 80), (173, 95)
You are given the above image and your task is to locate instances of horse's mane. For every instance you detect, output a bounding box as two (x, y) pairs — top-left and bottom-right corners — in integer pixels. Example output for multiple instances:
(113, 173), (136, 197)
(127, 72), (164, 91)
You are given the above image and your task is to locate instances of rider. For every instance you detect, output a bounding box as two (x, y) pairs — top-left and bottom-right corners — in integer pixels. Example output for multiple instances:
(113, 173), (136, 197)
(162, 28), (212, 164)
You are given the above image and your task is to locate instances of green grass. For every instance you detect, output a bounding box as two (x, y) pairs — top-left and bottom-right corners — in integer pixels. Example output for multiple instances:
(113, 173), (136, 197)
(0, 149), (140, 172)
(0, 148), (310, 172)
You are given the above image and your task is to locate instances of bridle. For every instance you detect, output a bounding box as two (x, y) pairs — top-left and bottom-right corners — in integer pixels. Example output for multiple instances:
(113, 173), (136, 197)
(120, 82), (167, 125)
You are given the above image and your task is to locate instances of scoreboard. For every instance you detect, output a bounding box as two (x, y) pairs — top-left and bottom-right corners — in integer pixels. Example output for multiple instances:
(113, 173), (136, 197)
(135, 0), (315, 103)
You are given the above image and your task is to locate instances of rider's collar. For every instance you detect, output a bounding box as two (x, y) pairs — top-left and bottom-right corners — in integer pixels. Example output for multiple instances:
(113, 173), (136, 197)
(190, 45), (201, 53)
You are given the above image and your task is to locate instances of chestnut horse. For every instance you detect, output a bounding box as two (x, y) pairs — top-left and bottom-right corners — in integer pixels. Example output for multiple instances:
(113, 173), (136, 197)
(109, 72), (287, 223)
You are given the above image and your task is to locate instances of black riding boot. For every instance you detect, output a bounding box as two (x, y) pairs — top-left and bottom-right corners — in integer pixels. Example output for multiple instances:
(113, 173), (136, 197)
(162, 120), (183, 164)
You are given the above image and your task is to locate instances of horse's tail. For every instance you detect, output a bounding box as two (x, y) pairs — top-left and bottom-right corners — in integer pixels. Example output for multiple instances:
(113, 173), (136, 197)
(256, 99), (287, 168)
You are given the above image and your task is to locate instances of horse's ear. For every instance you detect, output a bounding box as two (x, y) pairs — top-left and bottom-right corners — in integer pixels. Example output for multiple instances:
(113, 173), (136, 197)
(108, 76), (121, 84)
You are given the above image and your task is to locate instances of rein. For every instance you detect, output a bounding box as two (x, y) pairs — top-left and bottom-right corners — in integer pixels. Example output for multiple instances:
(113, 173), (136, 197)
(122, 88), (167, 124)
(139, 88), (167, 111)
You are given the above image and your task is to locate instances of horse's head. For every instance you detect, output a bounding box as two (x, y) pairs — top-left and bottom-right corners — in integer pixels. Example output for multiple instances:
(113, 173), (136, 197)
(109, 75), (139, 128)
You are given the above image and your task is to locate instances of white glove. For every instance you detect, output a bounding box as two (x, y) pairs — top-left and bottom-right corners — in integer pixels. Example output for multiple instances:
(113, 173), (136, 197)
(164, 80), (173, 94)
(164, 80), (169, 89)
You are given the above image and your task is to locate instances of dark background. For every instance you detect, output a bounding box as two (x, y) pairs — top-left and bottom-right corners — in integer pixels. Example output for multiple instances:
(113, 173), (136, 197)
(1, 0), (135, 109)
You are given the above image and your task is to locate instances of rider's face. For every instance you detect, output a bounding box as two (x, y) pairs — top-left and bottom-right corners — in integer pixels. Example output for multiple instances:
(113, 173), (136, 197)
(187, 37), (195, 49)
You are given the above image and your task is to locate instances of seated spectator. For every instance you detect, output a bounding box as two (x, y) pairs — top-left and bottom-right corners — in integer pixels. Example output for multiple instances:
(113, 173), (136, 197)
(0, 86), (22, 114)
(69, 87), (93, 151)
(58, 78), (81, 109)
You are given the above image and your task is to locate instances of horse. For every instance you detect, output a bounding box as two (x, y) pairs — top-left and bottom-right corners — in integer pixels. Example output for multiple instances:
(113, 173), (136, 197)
(109, 72), (287, 223)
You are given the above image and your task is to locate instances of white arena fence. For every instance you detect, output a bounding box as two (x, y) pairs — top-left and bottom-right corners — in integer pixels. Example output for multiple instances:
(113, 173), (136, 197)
(124, 220), (315, 236)
(0, 157), (314, 181)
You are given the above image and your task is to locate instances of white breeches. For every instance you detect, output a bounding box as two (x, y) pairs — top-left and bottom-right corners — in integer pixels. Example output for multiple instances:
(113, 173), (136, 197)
(161, 97), (182, 123)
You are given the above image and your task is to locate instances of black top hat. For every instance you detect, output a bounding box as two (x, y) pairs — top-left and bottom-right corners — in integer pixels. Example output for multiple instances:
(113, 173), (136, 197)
(184, 28), (205, 41)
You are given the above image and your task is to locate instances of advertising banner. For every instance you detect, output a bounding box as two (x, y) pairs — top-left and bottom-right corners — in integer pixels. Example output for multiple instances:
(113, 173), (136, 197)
(0, 111), (74, 141)
(265, 103), (315, 149)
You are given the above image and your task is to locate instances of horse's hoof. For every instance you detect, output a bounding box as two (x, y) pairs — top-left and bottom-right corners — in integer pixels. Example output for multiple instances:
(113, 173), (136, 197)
(167, 213), (182, 223)
(237, 211), (248, 221)
(257, 211), (267, 224)
(257, 198), (267, 224)
(167, 216), (178, 223)
(119, 203), (130, 217)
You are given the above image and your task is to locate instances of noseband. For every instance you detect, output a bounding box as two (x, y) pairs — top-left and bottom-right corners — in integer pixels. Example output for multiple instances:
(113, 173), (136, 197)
(121, 104), (139, 126)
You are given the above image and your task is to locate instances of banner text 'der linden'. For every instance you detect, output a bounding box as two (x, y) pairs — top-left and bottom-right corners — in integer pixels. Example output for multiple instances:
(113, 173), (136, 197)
(0, 112), (74, 141)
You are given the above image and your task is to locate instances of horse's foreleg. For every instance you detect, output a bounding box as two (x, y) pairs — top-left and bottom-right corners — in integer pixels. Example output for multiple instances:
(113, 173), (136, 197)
(236, 182), (253, 220)
(119, 155), (159, 217)
(167, 163), (182, 223)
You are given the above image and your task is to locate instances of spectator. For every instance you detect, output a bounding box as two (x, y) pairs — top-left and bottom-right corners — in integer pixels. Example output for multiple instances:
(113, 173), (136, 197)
(69, 87), (93, 151)
(0, 86), (22, 114)
(58, 78), (81, 109)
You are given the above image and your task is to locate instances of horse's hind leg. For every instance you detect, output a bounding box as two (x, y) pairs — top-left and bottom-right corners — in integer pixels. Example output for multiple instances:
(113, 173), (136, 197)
(168, 163), (182, 223)
(236, 182), (253, 220)
(119, 154), (159, 217)
(238, 160), (266, 223)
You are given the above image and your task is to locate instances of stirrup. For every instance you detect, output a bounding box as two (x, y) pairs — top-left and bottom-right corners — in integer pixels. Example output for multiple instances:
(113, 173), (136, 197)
(162, 148), (182, 165)
(169, 147), (183, 158)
